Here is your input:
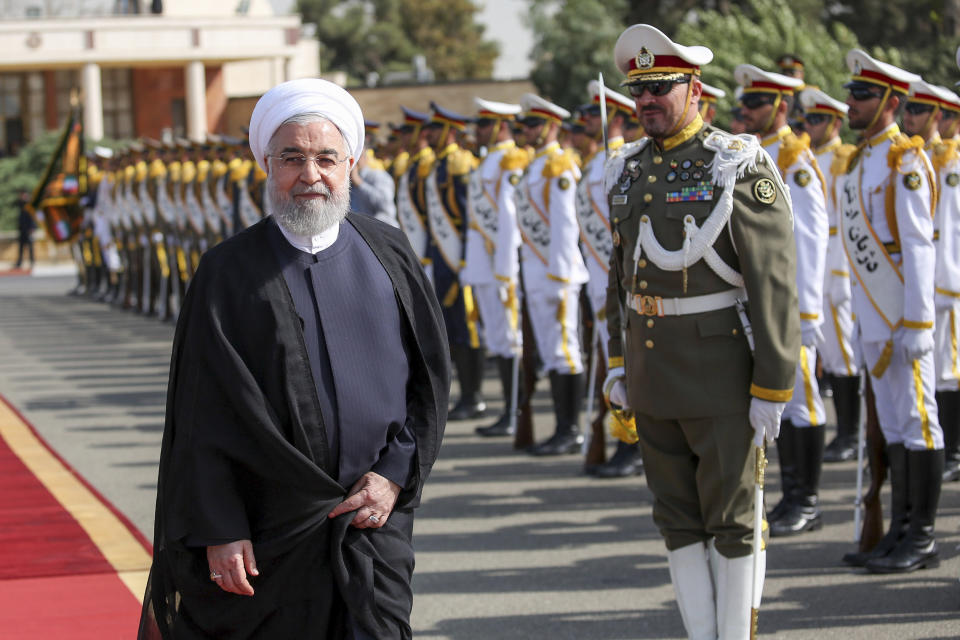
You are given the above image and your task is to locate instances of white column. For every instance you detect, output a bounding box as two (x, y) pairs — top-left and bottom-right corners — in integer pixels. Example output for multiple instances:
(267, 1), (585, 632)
(283, 56), (294, 83)
(185, 60), (207, 142)
(81, 62), (104, 141)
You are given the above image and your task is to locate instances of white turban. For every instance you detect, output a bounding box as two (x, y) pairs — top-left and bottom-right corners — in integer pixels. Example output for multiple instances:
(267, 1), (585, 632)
(248, 78), (365, 172)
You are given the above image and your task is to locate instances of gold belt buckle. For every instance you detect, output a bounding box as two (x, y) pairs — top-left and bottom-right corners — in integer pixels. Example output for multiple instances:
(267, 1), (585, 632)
(636, 294), (661, 316)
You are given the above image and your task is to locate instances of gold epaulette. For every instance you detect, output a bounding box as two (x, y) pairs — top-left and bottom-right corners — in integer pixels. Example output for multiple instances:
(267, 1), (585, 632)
(196, 159), (210, 181)
(888, 133), (925, 172)
(168, 160), (182, 182)
(542, 148), (577, 179)
(230, 159), (251, 182)
(135, 160), (148, 182)
(149, 158), (167, 179)
(124, 164), (136, 182)
(777, 131), (810, 175)
(181, 160), (197, 183)
(252, 162), (267, 182)
(932, 139), (960, 174)
(831, 143), (859, 176)
(447, 148), (478, 176)
(416, 148), (436, 179)
(364, 149), (387, 172)
(392, 151), (410, 178)
(500, 146), (531, 172)
(212, 159), (228, 178)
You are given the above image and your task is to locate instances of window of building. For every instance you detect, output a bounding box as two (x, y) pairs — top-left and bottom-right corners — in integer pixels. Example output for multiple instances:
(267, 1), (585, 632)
(0, 73), (24, 155)
(102, 67), (134, 140)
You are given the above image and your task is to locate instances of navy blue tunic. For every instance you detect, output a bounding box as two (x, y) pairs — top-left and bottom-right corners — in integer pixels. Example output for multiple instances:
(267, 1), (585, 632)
(269, 220), (415, 489)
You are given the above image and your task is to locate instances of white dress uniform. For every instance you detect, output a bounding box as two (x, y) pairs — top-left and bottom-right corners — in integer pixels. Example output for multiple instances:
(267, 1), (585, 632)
(760, 125), (829, 428)
(462, 138), (521, 358)
(816, 135), (861, 377)
(929, 136), (960, 392)
(736, 65), (830, 430)
(517, 138), (587, 374)
(845, 122), (942, 451)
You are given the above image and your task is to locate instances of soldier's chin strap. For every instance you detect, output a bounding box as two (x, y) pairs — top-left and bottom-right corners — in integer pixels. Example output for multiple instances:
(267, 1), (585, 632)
(488, 121), (502, 149)
(666, 79), (696, 139)
(761, 93), (783, 137)
(434, 123), (451, 151)
(946, 114), (960, 140)
(865, 86), (893, 133)
(922, 105), (941, 141)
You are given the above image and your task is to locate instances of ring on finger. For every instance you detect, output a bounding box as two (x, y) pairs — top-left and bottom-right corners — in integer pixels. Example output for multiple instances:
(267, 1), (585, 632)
(368, 514), (380, 524)
(210, 571), (223, 580)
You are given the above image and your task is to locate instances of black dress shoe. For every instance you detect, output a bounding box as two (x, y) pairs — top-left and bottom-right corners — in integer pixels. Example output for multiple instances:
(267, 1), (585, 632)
(527, 431), (583, 456)
(592, 443), (643, 478)
(823, 436), (857, 463)
(943, 460), (960, 482)
(769, 502), (822, 537)
(865, 536), (939, 573)
(475, 413), (515, 437)
(448, 399), (486, 421)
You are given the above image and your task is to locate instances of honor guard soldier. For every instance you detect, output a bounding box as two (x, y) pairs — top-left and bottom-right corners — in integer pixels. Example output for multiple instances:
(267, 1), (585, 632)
(838, 50), (944, 573)
(699, 82), (725, 125)
(736, 64), (830, 537)
(350, 120), (398, 227)
(905, 78), (960, 485)
(463, 98), (527, 437)
(514, 93), (589, 455)
(798, 86), (863, 463)
(578, 81), (643, 477)
(423, 104), (486, 420)
(395, 107), (433, 269)
(604, 25), (799, 638)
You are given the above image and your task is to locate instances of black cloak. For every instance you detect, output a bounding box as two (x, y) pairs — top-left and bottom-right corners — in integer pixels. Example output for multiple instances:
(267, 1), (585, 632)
(139, 214), (450, 639)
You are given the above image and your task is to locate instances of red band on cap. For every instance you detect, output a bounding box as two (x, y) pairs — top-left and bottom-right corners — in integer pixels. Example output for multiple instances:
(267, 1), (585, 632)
(628, 54), (698, 74)
(858, 69), (910, 93)
(528, 107), (561, 122)
(746, 80), (795, 94)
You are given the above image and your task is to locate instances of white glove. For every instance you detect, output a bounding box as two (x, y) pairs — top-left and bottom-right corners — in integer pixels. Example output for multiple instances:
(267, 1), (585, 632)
(800, 320), (824, 348)
(897, 328), (934, 362)
(749, 398), (785, 448)
(603, 366), (629, 410)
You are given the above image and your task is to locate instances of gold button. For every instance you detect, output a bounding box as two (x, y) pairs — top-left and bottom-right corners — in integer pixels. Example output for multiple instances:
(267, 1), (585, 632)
(646, 319), (655, 328)
(732, 328), (739, 336)
(653, 156), (663, 164)
(639, 280), (648, 289)
(613, 217), (619, 223)
(644, 193), (653, 203)
(637, 258), (647, 268)
(645, 339), (654, 349)
(648, 175), (657, 183)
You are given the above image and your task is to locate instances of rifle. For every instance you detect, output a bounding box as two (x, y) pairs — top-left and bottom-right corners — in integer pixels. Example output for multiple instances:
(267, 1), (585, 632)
(857, 377), (886, 551)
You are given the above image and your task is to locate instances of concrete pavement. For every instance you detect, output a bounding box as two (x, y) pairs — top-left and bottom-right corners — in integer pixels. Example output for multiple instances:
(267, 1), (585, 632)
(0, 272), (957, 639)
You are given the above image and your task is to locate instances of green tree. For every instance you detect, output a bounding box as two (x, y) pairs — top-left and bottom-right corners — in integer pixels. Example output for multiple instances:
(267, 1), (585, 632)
(296, 0), (498, 84)
(674, 0), (863, 129)
(527, 0), (629, 110)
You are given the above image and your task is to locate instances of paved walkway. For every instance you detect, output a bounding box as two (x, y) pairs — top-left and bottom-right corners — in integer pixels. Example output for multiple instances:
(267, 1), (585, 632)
(0, 272), (957, 639)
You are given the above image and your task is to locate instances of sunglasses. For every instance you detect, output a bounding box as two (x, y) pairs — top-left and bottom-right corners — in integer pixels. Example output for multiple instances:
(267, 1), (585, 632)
(905, 102), (936, 115)
(848, 86), (884, 102)
(627, 79), (690, 98)
(804, 113), (832, 125)
(739, 94), (776, 110)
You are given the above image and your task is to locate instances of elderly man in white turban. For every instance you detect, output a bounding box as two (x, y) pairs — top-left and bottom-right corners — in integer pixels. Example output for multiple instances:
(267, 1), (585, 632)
(138, 78), (450, 639)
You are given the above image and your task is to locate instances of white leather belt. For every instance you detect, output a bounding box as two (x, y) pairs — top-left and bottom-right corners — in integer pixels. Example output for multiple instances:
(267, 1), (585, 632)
(627, 288), (746, 317)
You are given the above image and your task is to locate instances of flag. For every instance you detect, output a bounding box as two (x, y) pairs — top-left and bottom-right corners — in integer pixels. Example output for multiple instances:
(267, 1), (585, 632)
(27, 90), (87, 243)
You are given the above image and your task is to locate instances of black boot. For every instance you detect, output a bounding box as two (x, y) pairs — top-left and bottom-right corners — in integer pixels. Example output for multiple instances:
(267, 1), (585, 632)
(768, 420), (798, 523)
(770, 425), (825, 537)
(866, 449), (943, 573)
(476, 357), (519, 437)
(528, 371), (584, 456)
(449, 345), (486, 420)
(824, 375), (861, 463)
(937, 391), (960, 482)
(592, 441), (643, 478)
(843, 443), (909, 566)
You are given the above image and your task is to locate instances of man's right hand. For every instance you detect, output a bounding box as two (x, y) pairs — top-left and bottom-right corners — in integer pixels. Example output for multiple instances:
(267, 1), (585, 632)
(207, 539), (258, 596)
(603, 366), (629, 410)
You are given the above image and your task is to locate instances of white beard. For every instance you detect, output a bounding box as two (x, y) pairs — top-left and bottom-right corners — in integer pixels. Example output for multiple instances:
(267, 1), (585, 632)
(267, 178), (351, 236)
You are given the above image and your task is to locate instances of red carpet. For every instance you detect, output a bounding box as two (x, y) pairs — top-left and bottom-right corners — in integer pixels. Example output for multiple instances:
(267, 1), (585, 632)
(0, 395), (151, 638)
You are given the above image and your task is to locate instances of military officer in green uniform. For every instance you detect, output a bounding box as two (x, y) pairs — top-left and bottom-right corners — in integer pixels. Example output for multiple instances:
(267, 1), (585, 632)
(603, 25), (799, 639)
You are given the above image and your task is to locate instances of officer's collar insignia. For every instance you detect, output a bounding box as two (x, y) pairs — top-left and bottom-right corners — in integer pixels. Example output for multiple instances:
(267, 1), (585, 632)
(903, 172), (921, 190)
(726, 139), (745, 151)
(635, 47), (655, 70)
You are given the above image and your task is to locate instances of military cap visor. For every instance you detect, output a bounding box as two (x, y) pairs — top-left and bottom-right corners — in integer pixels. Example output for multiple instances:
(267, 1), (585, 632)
(518, 115), (549, 127)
